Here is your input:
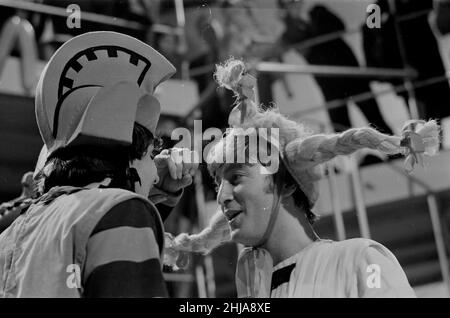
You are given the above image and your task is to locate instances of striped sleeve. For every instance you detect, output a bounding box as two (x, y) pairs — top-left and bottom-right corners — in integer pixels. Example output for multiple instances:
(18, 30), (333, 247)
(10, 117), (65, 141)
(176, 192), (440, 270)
(83, 198), (168, 298)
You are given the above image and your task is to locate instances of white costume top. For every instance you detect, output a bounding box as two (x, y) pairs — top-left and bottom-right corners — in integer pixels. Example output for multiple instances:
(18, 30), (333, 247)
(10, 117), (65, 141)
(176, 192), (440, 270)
(236, 238), (416, 298)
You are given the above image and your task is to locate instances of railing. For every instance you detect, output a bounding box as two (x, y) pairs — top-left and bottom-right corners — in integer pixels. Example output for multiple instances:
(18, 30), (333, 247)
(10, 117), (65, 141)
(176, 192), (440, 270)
(288, 73), (450, 119)
(0, 0), (186, 35)
(0, 0), (145, 31)
(0, 16), (38, 95)
(252, 61), (417, 79)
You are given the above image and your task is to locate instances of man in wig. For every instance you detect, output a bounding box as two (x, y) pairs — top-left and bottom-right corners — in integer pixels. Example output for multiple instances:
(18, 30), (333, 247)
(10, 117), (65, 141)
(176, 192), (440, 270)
(0, 31), (197, 297)
(169, 58), (440, 297)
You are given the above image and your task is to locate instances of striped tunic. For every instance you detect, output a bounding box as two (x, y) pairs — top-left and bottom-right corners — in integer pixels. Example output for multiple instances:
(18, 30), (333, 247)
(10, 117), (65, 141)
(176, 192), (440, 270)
(83, 198), (167, 297)
(0, 186), (167, 298)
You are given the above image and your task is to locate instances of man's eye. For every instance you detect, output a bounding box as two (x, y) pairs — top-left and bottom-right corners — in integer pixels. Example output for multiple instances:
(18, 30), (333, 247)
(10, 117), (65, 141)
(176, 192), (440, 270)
(229, 174), (242, 185)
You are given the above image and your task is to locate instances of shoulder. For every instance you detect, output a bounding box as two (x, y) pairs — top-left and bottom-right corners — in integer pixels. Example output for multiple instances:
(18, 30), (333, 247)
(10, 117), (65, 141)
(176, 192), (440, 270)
(65, 188), (163, 253)
(91, 197), (164, 251)
(92, 198), (161, 235)
(340, 239), (414, 292)
(331, 238), (383, 251)
(310, 238), (404, 274)
(335, 238), (398, 262)
(323, 238), (375, 255)
(71, 188), (160, 220)
(346, 239), (416, 297)
(319, 238), (396, 270)
(76, 187), (146, 203)
(82, 197), (169, 297)
(326, 239), (415, 297)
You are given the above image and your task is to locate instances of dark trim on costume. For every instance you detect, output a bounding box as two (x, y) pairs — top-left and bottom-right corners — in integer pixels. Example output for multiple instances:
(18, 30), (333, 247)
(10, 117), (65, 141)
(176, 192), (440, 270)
(57, 45), (152, 97)
(90, 198), (158, 237)
(52, 84), (102, 138)
(271, 263), (296, 291)
(83, 259), (168, 298)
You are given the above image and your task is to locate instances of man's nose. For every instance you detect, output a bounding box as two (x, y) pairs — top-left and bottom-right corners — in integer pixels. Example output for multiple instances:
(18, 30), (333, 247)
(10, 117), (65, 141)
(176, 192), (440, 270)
(217, 182), (233, 207)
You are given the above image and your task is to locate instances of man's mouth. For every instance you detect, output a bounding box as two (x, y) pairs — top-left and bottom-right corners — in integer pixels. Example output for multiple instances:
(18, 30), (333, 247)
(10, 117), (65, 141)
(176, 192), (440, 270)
(224, 209), (243, 222)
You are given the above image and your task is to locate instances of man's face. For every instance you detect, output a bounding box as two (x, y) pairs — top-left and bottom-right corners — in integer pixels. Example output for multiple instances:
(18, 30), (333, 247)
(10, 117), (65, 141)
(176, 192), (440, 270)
(216, 163), (275, 246)
(131, 144), (159, 197)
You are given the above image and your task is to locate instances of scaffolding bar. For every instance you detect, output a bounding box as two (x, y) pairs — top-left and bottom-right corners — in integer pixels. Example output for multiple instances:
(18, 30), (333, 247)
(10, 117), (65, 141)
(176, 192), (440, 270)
(0, 16), (38, 95)
(327, 161), (346, 241)
(348, 157), (371, 239)
(0, 0), (145, 31)
(253, 62), (417, 79)
(426, 194), (450, 296)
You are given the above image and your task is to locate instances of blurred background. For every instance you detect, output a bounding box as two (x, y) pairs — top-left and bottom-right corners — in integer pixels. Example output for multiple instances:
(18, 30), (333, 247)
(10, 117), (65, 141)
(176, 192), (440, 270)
(0, 0), (450, 298)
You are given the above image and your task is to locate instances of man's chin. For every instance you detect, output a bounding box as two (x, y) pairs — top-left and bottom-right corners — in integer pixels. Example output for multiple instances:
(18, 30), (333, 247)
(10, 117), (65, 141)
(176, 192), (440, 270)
(231, 230), (259, 247)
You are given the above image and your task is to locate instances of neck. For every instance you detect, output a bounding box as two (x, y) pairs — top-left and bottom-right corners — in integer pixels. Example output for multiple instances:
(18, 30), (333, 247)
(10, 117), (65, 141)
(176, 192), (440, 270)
(262, 203), (316, 265)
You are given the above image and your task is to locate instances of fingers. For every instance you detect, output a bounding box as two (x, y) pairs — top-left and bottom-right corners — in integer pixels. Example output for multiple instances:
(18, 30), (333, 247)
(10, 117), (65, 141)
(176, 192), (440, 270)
(155, 148), (200, 181)
(173, 233), (193, 251)
(176, 160), (183, 179)
(154, 149), (180, 180)
(167, 154), (178, 180)
(183, 160), (199, 177)
(168, 149), (183, 179)
(154, 149), (170, 169)
(167, 148), (199, 180)
(174, 233), (190, 246)
(180, 174), (193, 188)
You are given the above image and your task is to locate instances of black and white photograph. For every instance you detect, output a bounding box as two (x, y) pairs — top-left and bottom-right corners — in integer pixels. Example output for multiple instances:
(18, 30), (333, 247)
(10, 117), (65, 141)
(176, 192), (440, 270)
(0, 0), (449, 302)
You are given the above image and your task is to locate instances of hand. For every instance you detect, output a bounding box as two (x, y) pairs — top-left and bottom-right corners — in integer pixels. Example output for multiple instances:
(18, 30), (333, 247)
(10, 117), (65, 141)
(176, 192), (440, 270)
(164, 232), (192, 270)
(163, 232), (179, 267)
(168, 232), (204, 254)
(154, 148), (199, 194)
(172, 233), (194, 251)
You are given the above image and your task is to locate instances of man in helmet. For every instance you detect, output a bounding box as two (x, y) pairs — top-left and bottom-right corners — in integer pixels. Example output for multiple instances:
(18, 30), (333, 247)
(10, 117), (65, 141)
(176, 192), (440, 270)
(0, 31), (197, 297)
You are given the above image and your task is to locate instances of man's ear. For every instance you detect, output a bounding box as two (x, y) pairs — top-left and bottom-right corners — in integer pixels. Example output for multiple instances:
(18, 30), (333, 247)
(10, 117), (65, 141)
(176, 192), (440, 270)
(281, 184), (296, 197)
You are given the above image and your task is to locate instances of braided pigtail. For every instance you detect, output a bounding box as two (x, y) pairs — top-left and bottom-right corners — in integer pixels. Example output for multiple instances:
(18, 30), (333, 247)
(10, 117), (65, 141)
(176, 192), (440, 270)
(286, 120), (440, 172)
(164, 210), (231, 256)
